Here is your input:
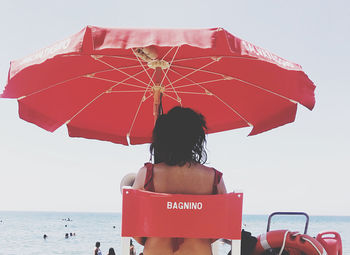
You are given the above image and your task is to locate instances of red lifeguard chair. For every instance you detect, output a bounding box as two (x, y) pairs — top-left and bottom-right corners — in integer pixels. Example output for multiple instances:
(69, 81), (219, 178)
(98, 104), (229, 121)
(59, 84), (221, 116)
(121, 188), (243, 255)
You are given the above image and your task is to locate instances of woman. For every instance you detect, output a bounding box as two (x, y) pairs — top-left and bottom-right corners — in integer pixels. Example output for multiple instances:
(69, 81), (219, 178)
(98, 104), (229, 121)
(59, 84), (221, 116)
(132, 106), (227, 255)
(94, 242), (102, 255)
(107, 247), (116, 255)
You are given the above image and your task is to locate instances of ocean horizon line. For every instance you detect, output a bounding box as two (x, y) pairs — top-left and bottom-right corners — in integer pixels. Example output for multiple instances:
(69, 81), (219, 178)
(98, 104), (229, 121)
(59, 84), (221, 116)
(1, 210), (350, 218)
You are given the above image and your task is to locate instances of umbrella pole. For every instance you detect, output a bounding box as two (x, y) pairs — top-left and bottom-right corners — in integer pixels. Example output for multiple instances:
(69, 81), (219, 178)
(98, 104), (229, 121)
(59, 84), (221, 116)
(153, 67), (163, 124)
(153, 87), (162, 123)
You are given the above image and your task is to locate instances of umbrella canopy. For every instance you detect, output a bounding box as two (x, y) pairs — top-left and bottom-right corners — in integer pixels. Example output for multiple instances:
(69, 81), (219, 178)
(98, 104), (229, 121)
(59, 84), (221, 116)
(1, 26), (315, 145)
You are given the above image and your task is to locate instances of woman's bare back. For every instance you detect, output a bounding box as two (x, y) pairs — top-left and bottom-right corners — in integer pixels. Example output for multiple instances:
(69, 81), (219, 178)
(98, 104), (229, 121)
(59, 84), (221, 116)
(132, 163), (227, 255)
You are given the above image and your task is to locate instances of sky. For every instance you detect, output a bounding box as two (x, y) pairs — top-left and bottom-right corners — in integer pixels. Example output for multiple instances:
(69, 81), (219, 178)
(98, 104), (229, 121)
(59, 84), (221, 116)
(0, 0), (349, 216)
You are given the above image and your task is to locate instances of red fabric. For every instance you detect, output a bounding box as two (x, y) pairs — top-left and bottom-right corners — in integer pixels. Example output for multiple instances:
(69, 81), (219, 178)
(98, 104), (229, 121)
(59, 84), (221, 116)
(142, 163), (223, 252)
(144, 163), (155, 192)
(122, 189), (243, 239)
(212, 168), (223, 194)
(1, 26), (316, 144)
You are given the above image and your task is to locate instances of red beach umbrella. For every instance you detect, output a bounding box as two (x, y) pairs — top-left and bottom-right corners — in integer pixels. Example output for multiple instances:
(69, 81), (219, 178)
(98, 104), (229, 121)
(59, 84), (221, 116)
(1, 26), (315, 145)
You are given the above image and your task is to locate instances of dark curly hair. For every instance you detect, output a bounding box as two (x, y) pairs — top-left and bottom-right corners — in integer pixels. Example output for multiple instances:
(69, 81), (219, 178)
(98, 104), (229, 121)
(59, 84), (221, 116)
(150, 106), (207, 166)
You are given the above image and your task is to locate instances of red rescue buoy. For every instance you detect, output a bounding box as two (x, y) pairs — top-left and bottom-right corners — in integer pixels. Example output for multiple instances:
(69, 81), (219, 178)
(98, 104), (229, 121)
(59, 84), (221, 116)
(316, 231), (342, 255)
(253, 230), (326, 255)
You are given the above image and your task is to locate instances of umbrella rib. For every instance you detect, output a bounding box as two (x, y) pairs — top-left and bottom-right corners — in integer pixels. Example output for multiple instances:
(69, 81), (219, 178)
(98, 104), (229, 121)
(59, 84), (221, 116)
(164, 77), (230, 90)
(160, 46), (182, 105)
(106, 68), (152, 91)
(17, 65), (148, 99)
(126, 68), (157, 141)
(126, 83), (153, 142)
(92, 56), (150, 86)
(170, 59), (220, 86)
(82, 64), (150, 79)
(65, 69), (151, 125)
(65, 92), (106, 125)
(171, 64), (297, 104)
(161, 47), (176, 60)
(18, 75), (83, 100)
(162, 72), (182, 105)
(227, 77), (297, 103)
(169, 91), (209, 95)
(96, 55), (142, 62)
(131, 49), (157, 87)
(95, 64), (147, 71)
(81, 64), (145, 77)
(108, 90), (147, 93)
(85, 68), (151, 94)
(197, 86), (253, 127)
(162, 93), (183, 103)
(64, 53), (140, 62)
(169, 68), (253, 127)
(172, 56), (255, 63)
(86, 76), (147, 89)
(171, 64), (229, 78)
(160, 46), (180, 86)
(163, 62), (229, 102)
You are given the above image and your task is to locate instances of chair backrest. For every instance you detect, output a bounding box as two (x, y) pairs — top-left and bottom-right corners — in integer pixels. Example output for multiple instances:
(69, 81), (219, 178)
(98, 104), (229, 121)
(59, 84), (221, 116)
(121, 188), (243, 254)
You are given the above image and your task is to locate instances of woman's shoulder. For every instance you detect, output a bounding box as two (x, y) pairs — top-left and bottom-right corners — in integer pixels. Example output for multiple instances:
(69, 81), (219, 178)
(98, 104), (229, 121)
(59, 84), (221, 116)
(195, 164), (221, 173)
(132, 165), (148, 189)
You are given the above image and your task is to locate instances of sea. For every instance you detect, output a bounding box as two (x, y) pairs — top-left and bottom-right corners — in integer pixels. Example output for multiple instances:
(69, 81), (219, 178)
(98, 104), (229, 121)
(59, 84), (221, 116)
(0, 211), (348, 255)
